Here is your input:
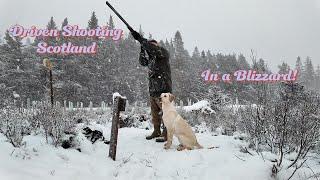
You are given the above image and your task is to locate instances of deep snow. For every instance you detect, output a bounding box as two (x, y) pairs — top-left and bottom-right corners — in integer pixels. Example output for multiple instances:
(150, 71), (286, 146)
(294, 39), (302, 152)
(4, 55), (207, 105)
(0, 122), (319, 180)
(0, 124), (272, 180)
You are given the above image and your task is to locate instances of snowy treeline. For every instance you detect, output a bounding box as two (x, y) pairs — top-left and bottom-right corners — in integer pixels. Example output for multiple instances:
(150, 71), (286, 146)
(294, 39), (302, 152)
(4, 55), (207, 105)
(0, 12), (320, 107)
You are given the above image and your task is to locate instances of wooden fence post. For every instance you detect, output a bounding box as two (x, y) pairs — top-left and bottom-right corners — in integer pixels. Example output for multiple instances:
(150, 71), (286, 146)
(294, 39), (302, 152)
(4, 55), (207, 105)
(64, 100), (67, 111)
(89, 101), (93, 111)
(43, 59), (54, 107)
(109, 95), (126, 161)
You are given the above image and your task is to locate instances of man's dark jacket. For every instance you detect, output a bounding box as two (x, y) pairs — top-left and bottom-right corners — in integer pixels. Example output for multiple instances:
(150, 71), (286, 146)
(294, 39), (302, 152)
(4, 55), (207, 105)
(138, 39), (172, 97)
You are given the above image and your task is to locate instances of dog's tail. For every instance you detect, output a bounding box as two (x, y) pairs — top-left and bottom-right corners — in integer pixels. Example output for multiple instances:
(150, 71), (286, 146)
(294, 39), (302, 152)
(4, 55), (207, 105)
(196, 142), (219, 149)
(196, 143), (203, 149)
(208, 146), (219, 149)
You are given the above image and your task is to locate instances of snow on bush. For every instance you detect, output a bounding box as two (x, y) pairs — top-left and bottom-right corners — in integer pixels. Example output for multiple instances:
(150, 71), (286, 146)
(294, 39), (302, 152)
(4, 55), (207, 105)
(179, 100), (215, 128)
(183, 100), (214, 114)
(193, 121), (212, 134)
(119, 102), (151, 129)
(119, 113), (151, 129)
(239, 82), (320, 179)
(179, 91), (240, 135)
(31, 103), (76, 147)
(0, 105), (30, 147)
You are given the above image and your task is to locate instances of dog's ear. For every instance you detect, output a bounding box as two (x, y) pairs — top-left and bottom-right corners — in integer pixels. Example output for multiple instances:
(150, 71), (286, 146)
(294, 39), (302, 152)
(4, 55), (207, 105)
(169, 94), (175, 102)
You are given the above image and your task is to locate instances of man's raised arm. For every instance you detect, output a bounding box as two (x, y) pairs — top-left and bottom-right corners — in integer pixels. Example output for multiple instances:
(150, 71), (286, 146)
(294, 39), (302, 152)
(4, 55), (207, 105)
(131, 31), (165, 58)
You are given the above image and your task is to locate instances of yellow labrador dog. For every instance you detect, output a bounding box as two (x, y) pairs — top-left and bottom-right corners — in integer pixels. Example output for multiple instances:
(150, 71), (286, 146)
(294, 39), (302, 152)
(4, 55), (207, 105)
(160, 93), (203, 151)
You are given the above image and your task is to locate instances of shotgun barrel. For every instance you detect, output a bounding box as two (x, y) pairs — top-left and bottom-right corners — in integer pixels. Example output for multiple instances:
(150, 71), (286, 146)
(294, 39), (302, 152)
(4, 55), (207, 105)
(106, 1), (134, 32)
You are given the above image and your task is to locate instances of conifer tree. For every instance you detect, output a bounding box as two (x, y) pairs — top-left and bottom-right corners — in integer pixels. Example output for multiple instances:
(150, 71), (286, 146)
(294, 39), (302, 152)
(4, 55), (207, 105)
(88, 12), (98, 29)
(295, 56), (303, 82)
(201, 50), (206, 59)
(206, 50), (213, 61)
(87, 12), (99, 43)
(192, 47), (200, 59)
(60, 18), (69, 44)
(45, 17), (58, 46)
(108, 15), (114, 29)
(295, 56), (303, 72)
(172, 31), (190, 101)
(238, 54), (250, 70)
(173, 31), (185, 60)
(302, 57), (315, 87)
(159, 40), (165, 47)
(164, 39), (175, 59)
(4, 30), (22, 52)
(4, 30), (23, 69)
(278, 62), (290, 73)
(315, 65), (320, 90)
(47, 16), (57, 30)
(61, 17), (68, 29)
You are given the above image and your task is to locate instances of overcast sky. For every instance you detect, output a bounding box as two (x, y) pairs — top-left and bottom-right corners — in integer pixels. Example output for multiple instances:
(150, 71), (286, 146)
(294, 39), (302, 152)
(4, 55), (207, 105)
(1, 0), (319, 71)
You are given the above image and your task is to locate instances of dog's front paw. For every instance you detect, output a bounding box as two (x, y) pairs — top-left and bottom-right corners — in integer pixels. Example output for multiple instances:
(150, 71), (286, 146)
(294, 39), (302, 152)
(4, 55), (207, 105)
(177, 144), (185, 151)
(164, 143), (171, 149)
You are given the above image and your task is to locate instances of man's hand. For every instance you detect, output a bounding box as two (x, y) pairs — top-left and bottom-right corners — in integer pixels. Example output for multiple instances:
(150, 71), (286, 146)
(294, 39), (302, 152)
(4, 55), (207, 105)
(131, 30), (142, 41)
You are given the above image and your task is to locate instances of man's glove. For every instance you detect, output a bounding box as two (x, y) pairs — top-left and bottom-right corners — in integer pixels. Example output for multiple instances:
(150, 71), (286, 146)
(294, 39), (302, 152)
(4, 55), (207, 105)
(131, 30), (142, 41)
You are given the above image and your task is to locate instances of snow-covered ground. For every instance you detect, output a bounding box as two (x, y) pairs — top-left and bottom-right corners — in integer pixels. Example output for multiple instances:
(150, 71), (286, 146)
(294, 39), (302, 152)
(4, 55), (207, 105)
(0, 122), (319, 180)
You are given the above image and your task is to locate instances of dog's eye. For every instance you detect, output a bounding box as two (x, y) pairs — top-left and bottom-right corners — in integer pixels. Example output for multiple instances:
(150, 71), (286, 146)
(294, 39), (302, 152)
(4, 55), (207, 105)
(164, 95), (167, 97)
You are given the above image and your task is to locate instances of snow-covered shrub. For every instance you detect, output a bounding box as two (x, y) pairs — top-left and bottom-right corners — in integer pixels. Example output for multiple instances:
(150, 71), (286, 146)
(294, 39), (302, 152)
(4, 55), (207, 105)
(180, 107), (239, 136)
(51, 110), (77, 147)
(180, 92), (238, 135)
(119, 113), (150, 129)
(208, 90), (244, 135)
(32, 103), (76, 146)
(193, 121), (212, 134)
(67, 109), (90, 125)
(178, 101), (216, 131)
(205, 86), (232, 112)
(94, 112), (111, 125)
(78, 108), (112, 125)
(0, 105), (30, 147)
(127, 102), (150, 115)
(239, 82), (320, 178)
(119, 103), (151, 129)
(200, 88), (240, 134)
(0, 83), (12, 109)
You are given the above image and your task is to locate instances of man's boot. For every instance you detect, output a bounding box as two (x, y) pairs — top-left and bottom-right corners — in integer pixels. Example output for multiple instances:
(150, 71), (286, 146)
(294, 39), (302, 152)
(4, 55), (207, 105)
(146, 126), (161, 140)
(156, 127), (167, 142)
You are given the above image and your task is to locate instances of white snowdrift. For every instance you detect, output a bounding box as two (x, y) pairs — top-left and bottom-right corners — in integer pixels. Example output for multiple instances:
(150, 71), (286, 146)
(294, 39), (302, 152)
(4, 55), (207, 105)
(183, 100), (214, 114)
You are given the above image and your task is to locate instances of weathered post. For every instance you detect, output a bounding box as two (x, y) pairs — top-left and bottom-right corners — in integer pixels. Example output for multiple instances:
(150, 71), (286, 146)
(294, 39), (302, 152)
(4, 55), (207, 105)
(89, 101), (93, 111)
(109, 94), (126, 161)
(27, 98), (30, 109)
(49, 68), (53, 107)
(64, 100), (67, 111)
(43, 58), (54, 107)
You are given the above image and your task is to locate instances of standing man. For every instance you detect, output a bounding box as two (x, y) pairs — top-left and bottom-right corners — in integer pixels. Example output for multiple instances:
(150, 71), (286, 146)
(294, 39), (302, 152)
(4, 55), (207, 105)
(131, 31), (172, 142)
